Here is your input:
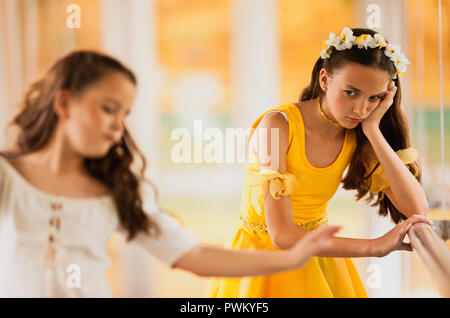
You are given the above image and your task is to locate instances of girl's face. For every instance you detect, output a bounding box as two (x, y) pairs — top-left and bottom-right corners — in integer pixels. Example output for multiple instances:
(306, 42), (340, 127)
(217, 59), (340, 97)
(61, 72), (136, 158)
(319, 63), (392, 129)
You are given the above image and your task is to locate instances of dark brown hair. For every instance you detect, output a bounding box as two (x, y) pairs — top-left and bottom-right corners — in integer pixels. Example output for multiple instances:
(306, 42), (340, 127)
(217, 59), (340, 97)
(300, 28), (422, 224)
(0, 50), (160, 241)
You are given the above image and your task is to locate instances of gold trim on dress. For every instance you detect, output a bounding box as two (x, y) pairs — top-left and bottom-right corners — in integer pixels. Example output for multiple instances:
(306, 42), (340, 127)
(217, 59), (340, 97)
(239, 215), (328, 233)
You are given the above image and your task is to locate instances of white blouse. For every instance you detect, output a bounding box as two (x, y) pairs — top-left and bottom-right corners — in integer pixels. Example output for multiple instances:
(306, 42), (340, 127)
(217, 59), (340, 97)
(0, 156), (201, 297)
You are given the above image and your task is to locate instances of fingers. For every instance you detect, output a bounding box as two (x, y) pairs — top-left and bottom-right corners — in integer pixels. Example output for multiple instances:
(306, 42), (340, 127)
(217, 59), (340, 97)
(394, 221), (411, 239)
(381, 81), (397, 105)
(388, 80), (397, 92)
(301, 225), (341, 253)
(400, 222), (412, 236)
(311, 225), (342, 239)
(298, 225), (341, 250)
(405, 214), (433, 226)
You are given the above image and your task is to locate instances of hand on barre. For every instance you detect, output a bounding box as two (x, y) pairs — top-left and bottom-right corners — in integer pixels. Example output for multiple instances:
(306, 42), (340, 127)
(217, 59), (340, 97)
(371, 214), (433, 257)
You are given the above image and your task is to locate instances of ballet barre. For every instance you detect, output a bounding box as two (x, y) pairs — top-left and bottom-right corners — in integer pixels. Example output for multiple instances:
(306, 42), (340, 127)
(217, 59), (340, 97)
(407, 221), (450, 297)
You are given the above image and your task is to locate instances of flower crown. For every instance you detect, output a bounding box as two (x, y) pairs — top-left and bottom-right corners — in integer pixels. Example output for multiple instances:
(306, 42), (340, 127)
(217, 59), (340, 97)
(320, 27), (410, 79)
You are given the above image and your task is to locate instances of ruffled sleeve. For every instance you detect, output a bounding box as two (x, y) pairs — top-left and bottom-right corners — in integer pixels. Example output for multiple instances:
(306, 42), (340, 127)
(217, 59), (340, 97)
(247, 169), (300, 216)
(363, 147), (419, 200)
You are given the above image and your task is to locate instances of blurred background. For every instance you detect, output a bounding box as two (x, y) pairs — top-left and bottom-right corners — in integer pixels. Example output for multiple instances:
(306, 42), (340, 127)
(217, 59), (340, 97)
(0, 0), (449, 297)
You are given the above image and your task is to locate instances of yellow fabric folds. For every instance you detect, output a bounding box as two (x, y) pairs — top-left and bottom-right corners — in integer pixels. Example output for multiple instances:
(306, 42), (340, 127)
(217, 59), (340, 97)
(247, 169), (300, 216)
(364, 147), (419, 200)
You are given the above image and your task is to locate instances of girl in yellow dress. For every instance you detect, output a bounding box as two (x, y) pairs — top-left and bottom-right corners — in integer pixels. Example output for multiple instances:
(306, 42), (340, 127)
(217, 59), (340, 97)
(205, 27), (432, 298)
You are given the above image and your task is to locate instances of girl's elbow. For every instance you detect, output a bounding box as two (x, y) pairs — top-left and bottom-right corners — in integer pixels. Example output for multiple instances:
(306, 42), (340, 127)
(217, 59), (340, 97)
(410, 198), (430, 216)
(413, 205), (430, 217)
(269, 223), (305, 250)
(270, 233), (292, 250)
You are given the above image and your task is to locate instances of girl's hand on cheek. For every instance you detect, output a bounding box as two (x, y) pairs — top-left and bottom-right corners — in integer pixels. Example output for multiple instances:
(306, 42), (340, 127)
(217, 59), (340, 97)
(361, 80), (397, 134)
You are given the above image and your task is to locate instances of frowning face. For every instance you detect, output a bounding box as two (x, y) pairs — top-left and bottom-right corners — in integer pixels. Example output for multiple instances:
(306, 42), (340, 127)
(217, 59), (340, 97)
(319, 63), (392, 128)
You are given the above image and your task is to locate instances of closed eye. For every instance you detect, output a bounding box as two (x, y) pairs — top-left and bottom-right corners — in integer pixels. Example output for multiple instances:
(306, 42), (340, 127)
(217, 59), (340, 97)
(102, 105), (115, 114)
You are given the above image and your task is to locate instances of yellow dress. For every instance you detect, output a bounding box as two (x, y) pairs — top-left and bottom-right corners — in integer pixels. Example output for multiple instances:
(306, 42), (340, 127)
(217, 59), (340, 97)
(205, 103), (368, 298)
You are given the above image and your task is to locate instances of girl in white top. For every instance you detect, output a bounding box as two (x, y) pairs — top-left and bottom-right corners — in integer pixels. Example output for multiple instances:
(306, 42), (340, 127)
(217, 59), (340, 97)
(0, 50), (342, 298)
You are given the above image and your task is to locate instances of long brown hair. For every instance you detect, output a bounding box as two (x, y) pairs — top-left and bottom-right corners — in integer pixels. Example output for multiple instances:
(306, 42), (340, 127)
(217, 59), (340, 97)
(0, 50), (160, 241)
(300, 28), (422, 224)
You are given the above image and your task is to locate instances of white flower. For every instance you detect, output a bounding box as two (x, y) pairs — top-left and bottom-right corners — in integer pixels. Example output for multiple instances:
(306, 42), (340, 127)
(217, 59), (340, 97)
(354, 34), (367, 48)
(339, 27), (354, 41)
(363, 34), (377, 49)
(320, 48), (331, 59)
(391, 52), (410, 78)
(325, 32), (337, 48)
(374, 34), (387, 48)
(399, 53), (410, 65)
(385, 43), (401, 61)
(396, 60), (407, 70)
(394, 53), (410, 66)
(336, 27), (355, 50)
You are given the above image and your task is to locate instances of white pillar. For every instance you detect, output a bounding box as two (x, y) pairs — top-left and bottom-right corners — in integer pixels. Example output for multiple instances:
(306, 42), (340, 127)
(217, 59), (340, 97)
(0, 0), (25, 150)
(101, 0), (161, 297)
(230, 0), (280, 130)
(23, 0), (39, 85)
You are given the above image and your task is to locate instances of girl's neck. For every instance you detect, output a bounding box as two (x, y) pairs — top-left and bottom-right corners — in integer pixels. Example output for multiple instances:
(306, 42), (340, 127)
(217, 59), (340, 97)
(298, 98), (346, 139)
(21, 131), (86, 176)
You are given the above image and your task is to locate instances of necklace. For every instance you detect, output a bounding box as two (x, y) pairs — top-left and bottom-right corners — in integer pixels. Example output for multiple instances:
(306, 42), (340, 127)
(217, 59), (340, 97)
(318, 95), (341, 127)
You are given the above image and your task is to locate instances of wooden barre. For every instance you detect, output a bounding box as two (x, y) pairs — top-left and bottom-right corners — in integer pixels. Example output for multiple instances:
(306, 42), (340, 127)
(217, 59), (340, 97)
(407, 222), (450, 297)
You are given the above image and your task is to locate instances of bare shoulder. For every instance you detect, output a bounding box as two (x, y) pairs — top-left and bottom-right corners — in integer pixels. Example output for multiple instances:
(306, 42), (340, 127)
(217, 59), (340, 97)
(251, 111), (289, 146)
(259, 111), (289, 130)
(251, 111), (289, 172)
(256, 111), (289, 147)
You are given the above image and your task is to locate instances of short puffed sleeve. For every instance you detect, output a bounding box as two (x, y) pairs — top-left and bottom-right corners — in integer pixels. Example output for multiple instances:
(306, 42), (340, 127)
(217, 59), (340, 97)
(126, 210), (201, 268)
(247, 168), (300, 216)
(118, 184), (201, 268)
(363, 147), (419, 200)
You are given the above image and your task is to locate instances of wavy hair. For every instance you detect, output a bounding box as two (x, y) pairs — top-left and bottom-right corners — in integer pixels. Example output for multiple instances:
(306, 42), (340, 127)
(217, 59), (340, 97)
(299, 28), (422, 224)
(0, 50), (160, 241)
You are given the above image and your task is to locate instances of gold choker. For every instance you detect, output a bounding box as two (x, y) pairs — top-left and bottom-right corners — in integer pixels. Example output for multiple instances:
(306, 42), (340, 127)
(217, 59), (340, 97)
(318, 95), (341, 127)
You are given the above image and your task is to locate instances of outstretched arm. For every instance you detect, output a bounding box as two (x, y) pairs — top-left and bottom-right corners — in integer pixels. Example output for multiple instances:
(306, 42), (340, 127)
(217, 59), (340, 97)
(173, 225), (340, 277)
